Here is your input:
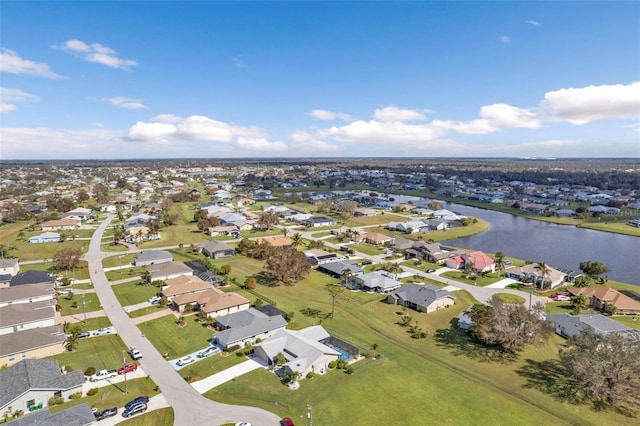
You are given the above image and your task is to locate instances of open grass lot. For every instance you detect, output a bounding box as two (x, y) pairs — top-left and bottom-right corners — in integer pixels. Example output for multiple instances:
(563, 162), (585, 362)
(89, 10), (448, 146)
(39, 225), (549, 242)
(613, 315), (640, 331)
(579, 221), (640, 236)
(75, 316), (113, 330)
(57, 293), (103, 316)
(178, 352), (245, 381)
(119, 407), (174, 426)
(207, 269), (633, 426)
(2, 235), (89, 262)
(348, 243), (385, 256)
(49, 378), (158, 414)
(494, 293), (526, 304)
(48, 334), (129, 372)
(440, 270), (502, 286)
(113, 281), (161, 306)
(102, 253), (136, 268)
(138, 314), (215, 359)
(138, 202), (210, 249)
(105, 266), (146, 282)
(100, 241), (129, 252)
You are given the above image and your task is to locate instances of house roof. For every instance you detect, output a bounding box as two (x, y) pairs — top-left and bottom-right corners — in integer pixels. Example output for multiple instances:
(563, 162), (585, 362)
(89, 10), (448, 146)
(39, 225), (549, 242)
(8, 403), (95, 426)
(214, 308), (287, 346)
(10, 271), (54, 286)
(363, 232), (392, 242)
(162, 275), (211, 297)
(306, 216), (335, 224)
(0, 284), (54, 303)
(547, 313), (637, 338)
(462, 251), (495, 270)
(199, 240), (235, 253)
(569, 287), (640, 311)
(0, 259), (19, 269)
(41, 218), (79, 228)
(148, 261), (193, 280)
(0, 325), (66, 358)
(510, 263), (566, 283)
(355, 270), (402, 291)
(0, 359), (85, 409)
(390, 284), (455, 309)
(134, 250), (173, 264)
(0, 300), (55, 327)
(318, 260), (363, 276)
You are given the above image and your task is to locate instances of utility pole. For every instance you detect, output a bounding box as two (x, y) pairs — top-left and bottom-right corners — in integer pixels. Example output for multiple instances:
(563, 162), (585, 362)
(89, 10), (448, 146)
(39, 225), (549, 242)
(82, 294), (87, 324)
(122, 350), (127, 393)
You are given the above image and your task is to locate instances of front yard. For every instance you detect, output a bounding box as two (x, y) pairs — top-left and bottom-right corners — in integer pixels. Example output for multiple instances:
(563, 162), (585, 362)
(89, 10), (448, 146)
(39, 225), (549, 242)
(57, 293), (103, 316)
(112, 281), (161, 306)
(138, 314), (215, 359)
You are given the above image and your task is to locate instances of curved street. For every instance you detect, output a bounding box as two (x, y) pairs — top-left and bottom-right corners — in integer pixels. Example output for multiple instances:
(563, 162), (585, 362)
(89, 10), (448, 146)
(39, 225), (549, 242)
(83, 215), (281, 426)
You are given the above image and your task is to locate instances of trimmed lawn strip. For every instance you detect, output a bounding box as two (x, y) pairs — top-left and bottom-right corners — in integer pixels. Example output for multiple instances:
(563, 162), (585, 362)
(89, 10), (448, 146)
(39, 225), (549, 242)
(77, 316), (112, 330)
(440, 270), (502, 286)
(113, 281), (161, 306)
(57, 293), (102, 316)
(49, 378), (158, 414)
(102, 253), (137, 268)
(178, 352), (245, 381)
(129, 305), (170, 318)
(106, 267), (146, 282)
(494, 293), (526, 304)
(119, 407), (174, 426)
(138, 314), (214, 359)
(48, 334), (129, 372)
(348, 243), (385, 256)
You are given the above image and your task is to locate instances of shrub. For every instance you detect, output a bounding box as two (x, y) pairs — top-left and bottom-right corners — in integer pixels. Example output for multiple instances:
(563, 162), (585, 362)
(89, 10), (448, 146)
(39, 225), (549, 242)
(48, 396), (64, 406)
(306, 372), (315, 379)
(84, 367), (96, 376)
(328, 360), (337, 369)
(336, 359), (346, 369)
(282, 375), (291, 384)
(64, 365), (73, 372)
(86, 388), (98, 396)
(69, 391), (82, 400)
(226, 344), (241, 353)
(345, 365), (354, 374)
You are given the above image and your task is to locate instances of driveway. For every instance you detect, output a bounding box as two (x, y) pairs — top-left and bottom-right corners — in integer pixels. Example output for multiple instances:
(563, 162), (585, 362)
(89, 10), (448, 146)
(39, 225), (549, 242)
(191, 357), (265, 394)
(83, 215), (281, 426)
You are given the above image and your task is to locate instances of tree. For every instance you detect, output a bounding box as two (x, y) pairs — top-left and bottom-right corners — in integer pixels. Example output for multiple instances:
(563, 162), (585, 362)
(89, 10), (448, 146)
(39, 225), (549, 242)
(560, 331), (640, 414)
(570, 294), (590, 315)
(264, 246), (311, 285)
(574, 275), (594, 288)
(257, 211), (279, 230)
(275, 352), (286, 366)
(533, 262), (551, 289)
(244, 277), (257, 290)
(53, 247), (83, 271)
(494, 251), (506, 277)
(65, 333), (79, 352)
(219, 264), (231, 275)
(340, 268), (353, 287)
(142, 270), (152, 286)
(428, 201), (443, 211)
(469, 296), (552, 354)
(326, 283), (344, 319)
(282, 227), (289, 237)
(76, 188), (90, 202)
(334, 200), (358, 222)
(0, 244), (17, 259)
(291, 232), (302, 248)
(579, 261), (610, 280)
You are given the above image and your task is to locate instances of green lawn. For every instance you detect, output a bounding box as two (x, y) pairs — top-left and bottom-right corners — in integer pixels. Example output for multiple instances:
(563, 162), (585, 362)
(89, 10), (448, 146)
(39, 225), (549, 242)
(113, 281), (161, 306)
(76, 317), (112, 330)
(138, 314), (215, 359)
(494, 293), (526, 304)
(105, 266), (146, 282)
(102, 253), (136, 268)
(178, 351), (246, 381)
(613, 315), (640, 331)
(440, 270), (502, 286)
(48, 334), (129, 372)
(119, 407), (174, 426)
(57, 293), (103, 316)
(129, 305), (170, 318)
(49, 378), (158, 414)
(348, 243), (385, 256)
(206, 268), (631, 426)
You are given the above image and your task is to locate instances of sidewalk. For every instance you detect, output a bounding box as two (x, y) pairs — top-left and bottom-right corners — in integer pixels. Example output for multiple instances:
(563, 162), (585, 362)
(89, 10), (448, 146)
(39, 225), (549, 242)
(132, 308), (175, 324)
(59, 310), (106, 324)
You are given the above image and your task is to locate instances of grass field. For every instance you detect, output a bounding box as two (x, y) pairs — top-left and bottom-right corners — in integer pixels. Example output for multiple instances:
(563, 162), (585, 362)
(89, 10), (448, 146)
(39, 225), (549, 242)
(102, 253), (137, 268)
(494, 293), (526, 304)
(204, 265), (633, 426)
(440, 270), (502, 286)
(105, 267), (146, 282)
(177, 351), (245, 381)
(57, 293), (103, 316)
(48, 334), (129, 372)
(119, 407), (174, 426)
(348, 243), (385, 256)
(128, 305), (169, 318)
(138, 314), (215, 359)
(112, 281), (161, 306)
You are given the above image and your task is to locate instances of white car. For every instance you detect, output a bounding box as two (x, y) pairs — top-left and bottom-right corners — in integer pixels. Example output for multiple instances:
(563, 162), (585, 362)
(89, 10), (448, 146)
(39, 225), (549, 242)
(176, 355), (194, 366)
(235, 422), (253, 426)
(93, 328), (111, 336)
(553, 295), (571, 302)
(148, 296), (162, 304)
(57, 288), (73, 295)
(197, 346), (220, 358)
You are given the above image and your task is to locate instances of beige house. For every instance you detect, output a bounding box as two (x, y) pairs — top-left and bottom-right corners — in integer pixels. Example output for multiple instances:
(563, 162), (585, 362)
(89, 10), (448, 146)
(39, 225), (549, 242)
(569, 287), (640, 315)
(363, 232), (393, 245)
(148, 261), (193, 282)
(0, 325), (66, 367)
(0, 300), (56, 336)
(387, 284), (456, 314)
(40, 218), (80, 231)
(161, 275), (211, 301)
(173, 288), (250, 317)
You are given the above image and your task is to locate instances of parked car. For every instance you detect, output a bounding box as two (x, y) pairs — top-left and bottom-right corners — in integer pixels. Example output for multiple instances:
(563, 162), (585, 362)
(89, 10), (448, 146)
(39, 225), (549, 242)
(75, 331), (90, 338)
(130, 347), (143, 360)
(235, 422), (253, 426)
(427, 269), (436, 273)
(177, 355), (194, 366)
(93, 328), (111, 336)
(57, 288), (72, 295)
(118, 363), (138, 374)
(361, 259), (373, 266)
(148, 296), (162, 304)
(281, 418), (295, 426)
(551, 292), (569, 298)
(90, 369), (117, 382)
(124, 396), (149, 410)
(553, 295), (571, 302)
(94, 407), (118, 421)
(122, 403), (147, 418)
(197, 346), (220, 358)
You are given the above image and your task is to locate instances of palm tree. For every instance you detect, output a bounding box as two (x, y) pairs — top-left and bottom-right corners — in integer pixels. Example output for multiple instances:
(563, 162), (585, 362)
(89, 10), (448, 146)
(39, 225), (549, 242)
(282, 227), (289, 237)
(571, 294), (590, 315)
(291, 232), (302, 248)
(494, 251), (506, 277)
(65, 334), (79, 352)
(340, 268), (353, 288)
(533, 262), (551, 290)
(326, 283), (344, 319)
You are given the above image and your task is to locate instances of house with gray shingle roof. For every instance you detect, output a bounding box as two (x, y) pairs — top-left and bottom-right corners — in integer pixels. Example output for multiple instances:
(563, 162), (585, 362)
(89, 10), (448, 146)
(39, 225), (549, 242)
(0, 359), (84, 414)
(317, 260), (363, 279)
(0, 258), (19, 277)
(0, 300), (56, 335)
(9, 271), (54, 287)
(147, 261), (193, 282)
(354, 270), (402, 293)
(213, 308), (287, 349)
(199, 241), (236, 259)
(0, 284), (55, 308)
(7, 402), (94, 426)
(387, 284), (456, 313)
(0, 325), (66, 367)
(133, 250), (173, 266)
(547, 313), (640, 339)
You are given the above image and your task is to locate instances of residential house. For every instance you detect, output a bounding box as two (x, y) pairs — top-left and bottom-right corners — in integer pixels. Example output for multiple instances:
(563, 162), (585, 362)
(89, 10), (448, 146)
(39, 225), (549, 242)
(455, 251), (495, 273)
(6, 402), (95, 426)
(29, 232), (61, 244)
(507, 263), (567, 288)
(0, 300), (56, 335)
(305, 249), (342, 266)
(353, 207), (378, 217)
(253, 325), (341, 378)
(161, 275), (212, 302)
(40, 219), (79, 231)
(147, 261), (193, 282)
(387, 284), (456, 313)
(133, 250), (173, 266)
(0, 325), (66, 367)
(61, 207), (92, 222)
(199, 241), (236, 259)
(206, 225), (239, 236)
(305, 216), (337, 228)
(172, 287), (250, 317)
(422, 218), (449, 231)
(213, 308), (287, 349)
(9, 271), (55, 288)
(354, 271), (403, 293)
(0, 284), (55, 308)
(0, 359), (85, 415)
(0, 259), (20, 277)
(568, 287), (640, 315)
(588, 205), (621, 214)
(547, 313), (640, 339)
(363, 232), (392, 245)
(185, 262), (225, 286)
(628, 218), (640, 227)
(317, 260), (364, 279)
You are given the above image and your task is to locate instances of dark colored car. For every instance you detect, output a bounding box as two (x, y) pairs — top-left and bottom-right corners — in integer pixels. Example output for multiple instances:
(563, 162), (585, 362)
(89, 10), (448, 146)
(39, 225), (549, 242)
(427, 269), (436, 273)
(94, 407), (118, 421)
(361, 259), (373, 266)
(122, 403), (147, 418)
(75, 331), (90, 338)
(124, 396), (149, 410)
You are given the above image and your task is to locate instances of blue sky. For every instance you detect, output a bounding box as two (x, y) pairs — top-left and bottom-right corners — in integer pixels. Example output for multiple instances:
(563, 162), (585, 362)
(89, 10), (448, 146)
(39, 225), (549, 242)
(1, 1), (639, 159)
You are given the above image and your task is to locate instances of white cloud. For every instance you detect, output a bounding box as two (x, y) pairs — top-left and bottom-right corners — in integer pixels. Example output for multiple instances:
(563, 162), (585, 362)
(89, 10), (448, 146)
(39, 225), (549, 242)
(176, 115), (265, 142)
(128, 122), (176, 141)
(500, 36), (511, 43)
(0, 48), (63, 79)
(373, 105), (427, 122)
(319, 120), (446, 143)
(151, 114), (183, 123)
(236, 137), (287, 151)
(103, 97), (148, 109)
(0, 87), (39, 113)
(289, 130), (342, 152)
(433, 104), (541, 134)
(543, 82), (640, 125)
(53, 39), (137, 70)
(309, 109), (352, 121)
(527, 20), (541, 26)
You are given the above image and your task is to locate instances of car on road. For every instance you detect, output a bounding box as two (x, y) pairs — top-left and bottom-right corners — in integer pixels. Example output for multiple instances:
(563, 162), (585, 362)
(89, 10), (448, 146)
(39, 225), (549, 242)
(124, 396), (149, 410)
(94, 407), (118, 421)
(93, 328), (111, 336)
(118, 363), (138, 375)
(122, 403), (147, 418)
(148, 296), (162, 304)
(361, 259), (372, 266)
(176, 355), (194, 366)
(281, 418), (295, 426)
(75, 331), (90, 338)
(130, 347), (143, 360)
(427, 269), (436, 273)
(197, 346), (220, 358)
(235, 422), (253, 426)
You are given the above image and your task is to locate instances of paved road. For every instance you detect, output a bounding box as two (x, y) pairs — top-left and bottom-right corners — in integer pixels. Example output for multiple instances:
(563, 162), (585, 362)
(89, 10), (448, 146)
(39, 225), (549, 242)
(83, 215), (281, 426)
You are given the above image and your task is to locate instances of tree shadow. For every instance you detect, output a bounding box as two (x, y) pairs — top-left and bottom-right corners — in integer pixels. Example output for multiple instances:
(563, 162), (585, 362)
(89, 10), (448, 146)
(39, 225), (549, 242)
(254, 271), (278, 287)
(433, 319), (518, 363)
(515, 358), (583, 404)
